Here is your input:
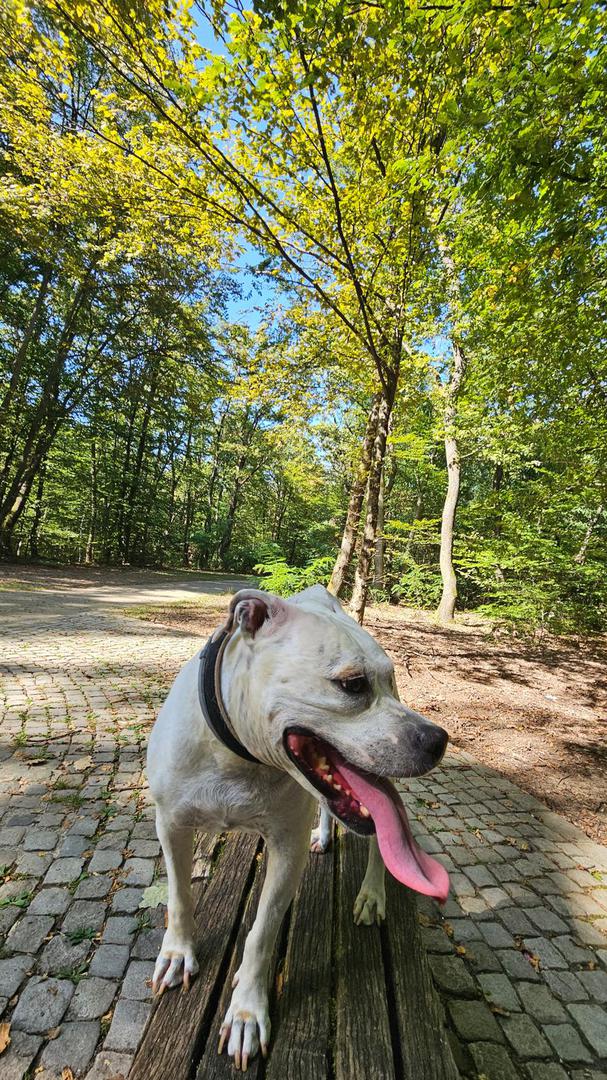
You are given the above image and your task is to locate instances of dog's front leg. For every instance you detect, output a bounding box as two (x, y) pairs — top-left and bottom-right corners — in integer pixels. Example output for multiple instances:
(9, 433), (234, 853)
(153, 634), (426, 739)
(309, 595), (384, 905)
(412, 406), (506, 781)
(152, 814), (199, 993)
(310, 803), (333, 852)
(219, 819), (311, 1069)
(354, 835), (386, 926)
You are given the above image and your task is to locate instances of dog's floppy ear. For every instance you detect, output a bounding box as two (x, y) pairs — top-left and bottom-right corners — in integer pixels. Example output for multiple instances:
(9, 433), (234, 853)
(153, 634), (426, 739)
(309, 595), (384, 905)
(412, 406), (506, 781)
(219, 588), (289, 640)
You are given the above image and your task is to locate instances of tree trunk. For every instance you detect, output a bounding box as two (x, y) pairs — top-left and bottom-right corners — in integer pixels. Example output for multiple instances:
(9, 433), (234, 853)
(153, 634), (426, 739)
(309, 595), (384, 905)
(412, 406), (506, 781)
(28, 460), (47, 558)
(574, 503), (603, 565)
(373, 470), (385, 588)
(349, 384), (394, 624)
(437, 340), (466, 623)
(328, 392), (381, 597)
(84, 436), (98, 565)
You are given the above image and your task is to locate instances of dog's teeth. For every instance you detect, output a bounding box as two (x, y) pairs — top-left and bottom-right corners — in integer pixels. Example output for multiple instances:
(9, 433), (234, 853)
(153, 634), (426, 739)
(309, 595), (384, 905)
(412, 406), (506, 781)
(334, 783), (342, 791)
(360, 805), (370, 817)
(325, 774), (333, 783)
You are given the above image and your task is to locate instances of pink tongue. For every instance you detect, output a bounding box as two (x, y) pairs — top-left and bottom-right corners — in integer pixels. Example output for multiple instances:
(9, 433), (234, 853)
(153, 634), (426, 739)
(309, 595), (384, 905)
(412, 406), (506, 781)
(338, 761), (449, 902)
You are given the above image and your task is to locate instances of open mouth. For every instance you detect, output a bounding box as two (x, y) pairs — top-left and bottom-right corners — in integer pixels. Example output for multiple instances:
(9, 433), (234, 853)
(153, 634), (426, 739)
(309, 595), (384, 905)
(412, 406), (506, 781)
(284, 726), (449, 903)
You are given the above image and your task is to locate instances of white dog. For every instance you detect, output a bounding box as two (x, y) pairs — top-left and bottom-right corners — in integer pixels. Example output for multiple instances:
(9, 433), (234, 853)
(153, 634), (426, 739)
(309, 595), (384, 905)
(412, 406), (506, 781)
(147, 586), (449, 1070)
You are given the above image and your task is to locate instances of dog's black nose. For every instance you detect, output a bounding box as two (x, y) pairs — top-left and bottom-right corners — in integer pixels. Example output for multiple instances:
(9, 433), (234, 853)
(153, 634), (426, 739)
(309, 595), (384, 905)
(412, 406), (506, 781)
(415, 723), (448, 764)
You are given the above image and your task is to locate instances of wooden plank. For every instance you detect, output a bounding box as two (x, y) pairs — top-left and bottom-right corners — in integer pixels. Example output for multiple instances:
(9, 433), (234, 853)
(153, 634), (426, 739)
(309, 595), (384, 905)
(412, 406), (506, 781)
(335, 832), (395, 1080)
(129, 832), (260, 1080)
(384, 873), (459, 1080)
(265, 844), (335, 1080)
(195, 848), (266, 1080)
(192, 830), (220, 880)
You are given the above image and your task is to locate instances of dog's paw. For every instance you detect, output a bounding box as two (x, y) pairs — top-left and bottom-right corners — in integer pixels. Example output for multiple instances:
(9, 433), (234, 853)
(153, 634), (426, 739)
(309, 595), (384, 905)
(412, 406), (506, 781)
(354, 885), (386, 926)
(152, 932), (199, 995)
(218, 984), (270, 1071)
(309, 825), (331, 853)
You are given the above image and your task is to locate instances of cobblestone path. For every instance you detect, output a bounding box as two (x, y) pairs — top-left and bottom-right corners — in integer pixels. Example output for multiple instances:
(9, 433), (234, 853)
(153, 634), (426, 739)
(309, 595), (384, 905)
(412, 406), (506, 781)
(0, 582), (606, 1079)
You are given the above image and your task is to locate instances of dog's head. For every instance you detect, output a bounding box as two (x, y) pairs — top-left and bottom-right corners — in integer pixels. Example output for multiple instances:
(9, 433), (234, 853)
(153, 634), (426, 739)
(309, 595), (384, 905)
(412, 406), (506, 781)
(221, 585), (449, 901)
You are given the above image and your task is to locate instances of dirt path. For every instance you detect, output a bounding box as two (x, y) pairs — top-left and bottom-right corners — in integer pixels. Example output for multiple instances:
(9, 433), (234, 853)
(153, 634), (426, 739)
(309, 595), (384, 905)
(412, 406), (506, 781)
(122, 597), (607, 845)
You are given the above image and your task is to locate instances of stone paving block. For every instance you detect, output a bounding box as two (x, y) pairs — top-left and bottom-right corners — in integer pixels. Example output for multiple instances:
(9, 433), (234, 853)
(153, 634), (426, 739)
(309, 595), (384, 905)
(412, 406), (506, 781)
(89, 943), (130, 978)
(12, 975), (74, 1032)
(553, 935), (592, 964)
(0, 826), (25, 845)
(526, 906), (569, 934)
(69, 976), (118, 1020)
(570, 918), (606, 946)
(523, 936), (567, 970)
(516, 982), (567, 1023)
(84, 1050), (134, 1079)
(44, 857), (85, 885)
(128, 839), (160, 858)
(577, 968), (607, 1002)
(6, 914), (54, 954)
(429, 954), (477, 996)
(97, 832), (129, 851)
(0, 1030), (43, 1080)
(499, 1013), (552, 1059)
(530, 1063), (571, 1080)
(0, 954), (32, 996)
(478, 973), (521, 1012)
(463, 864), (497, 888)
(498, 907), (536, 935)
(60, 832), (91, 857)
(88, 850), (122, 873)
(110, 887), (142, 913)
(15, 851), (53, 877)
(38, 933), (91, 975)
(23, 828), (58, 851)
(28, 886), (72, 916)
(544, 970), (589, 1003)
(103, 997), (152, 1051)
(62, 899), (107, 934)
(503, 883), (542, 907)
(122, 959), (154, 1001)
(448, 999), (504, 1042)
(39, 1020), (100, 1075)
(69, 817), (99, 837)
(132, 927), (163, 960)
(567, 1003), (607, 1056)
(123, 858), (154, 887)
(468, 1042), (520, 1080)
(448, 918), (483, 943)
(101, 916), (138, 945)
(466, 940), (504, 973)
(544, 1023), (593, 1063)
(75, 875), (113, 899)
(480, 921), (515, 949)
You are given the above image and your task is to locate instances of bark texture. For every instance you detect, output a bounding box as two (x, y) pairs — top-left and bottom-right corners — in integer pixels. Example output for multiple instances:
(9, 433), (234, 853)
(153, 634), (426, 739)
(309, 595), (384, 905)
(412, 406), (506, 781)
(437, 339), (466, 623)
(349, 386), (394, 624)
(328, 393), (381, 597)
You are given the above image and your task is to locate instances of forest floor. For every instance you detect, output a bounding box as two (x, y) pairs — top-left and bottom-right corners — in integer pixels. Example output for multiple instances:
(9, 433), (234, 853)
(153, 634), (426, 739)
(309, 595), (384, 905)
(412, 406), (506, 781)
(121, 595), (607, 846)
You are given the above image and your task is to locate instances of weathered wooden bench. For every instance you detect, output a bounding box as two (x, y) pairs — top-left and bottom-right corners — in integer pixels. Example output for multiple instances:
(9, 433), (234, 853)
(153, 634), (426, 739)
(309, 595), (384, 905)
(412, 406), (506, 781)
(130, 831), (459, 1080)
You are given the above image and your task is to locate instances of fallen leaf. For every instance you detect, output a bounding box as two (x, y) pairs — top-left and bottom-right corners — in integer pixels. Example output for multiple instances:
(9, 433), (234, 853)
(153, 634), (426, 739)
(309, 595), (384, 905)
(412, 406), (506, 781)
(62, 1069), (75, 1080)
(46, 1026), (62, 1039)
(0, 1022), (11, 1054)
(139, 882), (168, 909)
(456, 944), (466, 956)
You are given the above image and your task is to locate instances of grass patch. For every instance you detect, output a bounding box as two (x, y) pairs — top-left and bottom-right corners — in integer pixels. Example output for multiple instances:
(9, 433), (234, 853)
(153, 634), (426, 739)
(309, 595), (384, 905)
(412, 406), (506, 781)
(55, 962), (89, 984)
(68, 873), (89, 894)
(49, 792), (86, 809)
(66, 926), (98, 944)
(0, 890), (34, 909)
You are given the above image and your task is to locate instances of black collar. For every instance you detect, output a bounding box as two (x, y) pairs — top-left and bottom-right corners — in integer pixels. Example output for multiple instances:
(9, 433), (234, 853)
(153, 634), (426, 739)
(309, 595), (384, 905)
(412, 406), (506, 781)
(198, 629), (261, 765)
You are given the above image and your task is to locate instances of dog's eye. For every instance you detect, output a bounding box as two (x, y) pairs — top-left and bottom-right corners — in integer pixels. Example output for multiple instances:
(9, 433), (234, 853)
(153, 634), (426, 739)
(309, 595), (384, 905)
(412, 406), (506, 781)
(336, 676), (369, 695)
